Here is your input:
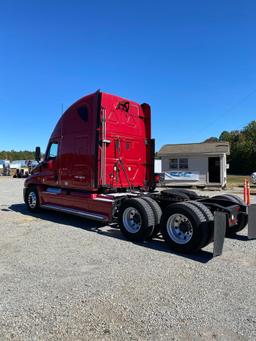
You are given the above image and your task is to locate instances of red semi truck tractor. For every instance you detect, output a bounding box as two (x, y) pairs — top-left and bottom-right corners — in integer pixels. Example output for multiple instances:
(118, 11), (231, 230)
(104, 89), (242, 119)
(24, 91), (248, 253)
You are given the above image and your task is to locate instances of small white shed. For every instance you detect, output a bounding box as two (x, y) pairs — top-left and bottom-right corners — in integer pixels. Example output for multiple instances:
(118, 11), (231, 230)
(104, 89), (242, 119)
(158, 142), (230, 188)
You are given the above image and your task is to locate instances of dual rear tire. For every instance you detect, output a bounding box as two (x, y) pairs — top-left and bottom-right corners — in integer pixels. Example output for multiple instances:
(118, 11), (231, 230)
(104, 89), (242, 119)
(118, 198), (156, 242)
(26, 188), (214, 253)
(119, 197), (212, 253)
(211, 194), (247, 236)
(160, 202), (212, 253)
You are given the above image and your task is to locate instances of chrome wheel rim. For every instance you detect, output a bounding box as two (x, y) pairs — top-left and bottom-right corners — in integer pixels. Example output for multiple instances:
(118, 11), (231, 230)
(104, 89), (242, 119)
(166, 213), (193, 244)
(28, 191), (37, 209)
(123, 207), (142, 233)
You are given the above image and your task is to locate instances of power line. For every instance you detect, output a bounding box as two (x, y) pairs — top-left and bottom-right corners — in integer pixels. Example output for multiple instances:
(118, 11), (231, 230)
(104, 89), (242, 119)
(187, 86), (256, 140)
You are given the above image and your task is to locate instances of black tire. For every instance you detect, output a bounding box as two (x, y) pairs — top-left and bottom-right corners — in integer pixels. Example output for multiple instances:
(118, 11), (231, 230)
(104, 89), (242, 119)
(223, 194), (245, 206)
(211, 194), (245, 206)
(211, 195), (230, 201)
(141, 196), (162, 238)
(161, 189), (190, 201)
(188, 201), (214, 246)
(211, 194), (247, 235)
(188, 201), (214, 221)
(176, 189), (199, 200)
(25, 186), (40, 212)
(160, 202), (208, 253)
(118, 198), (155, 242)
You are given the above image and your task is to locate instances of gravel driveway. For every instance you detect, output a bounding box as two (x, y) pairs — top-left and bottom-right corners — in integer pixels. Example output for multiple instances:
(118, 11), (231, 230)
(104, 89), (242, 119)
(0, 178), (255, 340)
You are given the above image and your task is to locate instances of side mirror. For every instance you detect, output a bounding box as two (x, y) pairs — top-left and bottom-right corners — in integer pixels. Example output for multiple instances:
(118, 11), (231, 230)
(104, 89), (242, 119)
(35, 146), (41, 162)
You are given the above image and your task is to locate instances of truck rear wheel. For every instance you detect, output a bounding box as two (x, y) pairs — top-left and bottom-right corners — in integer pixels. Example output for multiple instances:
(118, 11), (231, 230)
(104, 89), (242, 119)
(212, 194), (245, 206)
(175, 189), (199, 200)
(25, 186), (40, 212)
(222, 194), (245, 206)
(212, 194), (247, 235)
(160, 202), (208, 253)
(161, 189), (190, 201)
(119, 198), (155, 242)
(188, 201), (214, 246)
(141, 197), (162, 238)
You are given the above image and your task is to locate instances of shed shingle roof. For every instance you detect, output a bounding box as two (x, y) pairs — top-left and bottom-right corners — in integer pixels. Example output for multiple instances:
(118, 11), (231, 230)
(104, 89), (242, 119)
(158, 142), (230, 155)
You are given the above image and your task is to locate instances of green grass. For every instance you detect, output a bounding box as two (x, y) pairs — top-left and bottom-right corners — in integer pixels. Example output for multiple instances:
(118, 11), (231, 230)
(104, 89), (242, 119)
(227, 174), (256, 188)
(227, 175), (246, 186)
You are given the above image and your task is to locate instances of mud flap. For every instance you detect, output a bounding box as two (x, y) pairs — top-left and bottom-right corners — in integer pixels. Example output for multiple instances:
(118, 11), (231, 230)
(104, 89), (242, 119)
(248, 204), (256, 239)
(213, 211), (227, 257)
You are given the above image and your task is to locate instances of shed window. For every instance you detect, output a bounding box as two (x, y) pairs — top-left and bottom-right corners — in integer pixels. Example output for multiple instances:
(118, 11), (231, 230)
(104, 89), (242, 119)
(179, 158), (188, 169)
(169, 158), (178, 169)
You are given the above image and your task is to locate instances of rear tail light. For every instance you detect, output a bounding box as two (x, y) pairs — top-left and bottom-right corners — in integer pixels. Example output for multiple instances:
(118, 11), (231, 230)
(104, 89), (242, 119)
(155, 174), (160, 183)
(229, 215), (237, 226)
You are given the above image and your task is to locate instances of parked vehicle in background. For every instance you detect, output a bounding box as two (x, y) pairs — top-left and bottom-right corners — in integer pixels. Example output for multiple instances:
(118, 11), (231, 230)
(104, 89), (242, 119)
(0, 160), (10, 176)
(11, 160), (38, 178)
(251, 172), (256, 184)
(23, 91), (248, 253)
(11, 160), (38, 169)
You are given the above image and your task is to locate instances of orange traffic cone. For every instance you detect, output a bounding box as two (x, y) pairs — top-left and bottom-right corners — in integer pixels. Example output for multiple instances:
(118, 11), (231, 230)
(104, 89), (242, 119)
(247, 178), (250, 205)
(244, 178), (248, 204)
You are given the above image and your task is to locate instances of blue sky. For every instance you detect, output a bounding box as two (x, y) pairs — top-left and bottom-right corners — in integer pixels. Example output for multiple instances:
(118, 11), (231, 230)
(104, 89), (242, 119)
(0, 0), (255, 152)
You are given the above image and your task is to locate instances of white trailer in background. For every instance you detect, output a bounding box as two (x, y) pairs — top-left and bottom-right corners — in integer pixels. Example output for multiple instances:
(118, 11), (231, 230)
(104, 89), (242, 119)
(0, 160), (9, 168)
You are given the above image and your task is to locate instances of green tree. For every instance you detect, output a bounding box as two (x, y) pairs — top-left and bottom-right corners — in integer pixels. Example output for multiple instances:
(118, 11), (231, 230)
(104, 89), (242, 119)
(203, 137), (219, 143)
(219, 120), (256, 174)
(0, 150), (35, 162)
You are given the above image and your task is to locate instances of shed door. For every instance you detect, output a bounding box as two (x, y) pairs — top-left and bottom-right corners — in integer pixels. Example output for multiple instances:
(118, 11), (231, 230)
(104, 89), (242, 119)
(208, 157), (220, 183)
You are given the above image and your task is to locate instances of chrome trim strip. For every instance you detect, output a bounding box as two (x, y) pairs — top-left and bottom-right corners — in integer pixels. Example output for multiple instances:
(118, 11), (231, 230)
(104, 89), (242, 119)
(42, 188), (62, 195)
(42, 191), (58, 195)
(94, 198), (114, 202)
(41, 204), (107, 222)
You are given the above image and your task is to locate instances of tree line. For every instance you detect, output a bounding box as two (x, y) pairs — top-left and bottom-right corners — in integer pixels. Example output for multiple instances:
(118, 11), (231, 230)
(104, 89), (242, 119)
(0, 150), (35, 161)
(205, 120), (256, 175)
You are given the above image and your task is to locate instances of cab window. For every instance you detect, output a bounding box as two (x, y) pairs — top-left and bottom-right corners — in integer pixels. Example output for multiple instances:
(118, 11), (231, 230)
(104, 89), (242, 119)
(46, 142), (58, 160)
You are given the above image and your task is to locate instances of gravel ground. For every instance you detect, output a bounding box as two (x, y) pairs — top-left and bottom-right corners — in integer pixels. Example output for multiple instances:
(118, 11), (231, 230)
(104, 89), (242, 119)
(0, 178), (255, 340)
